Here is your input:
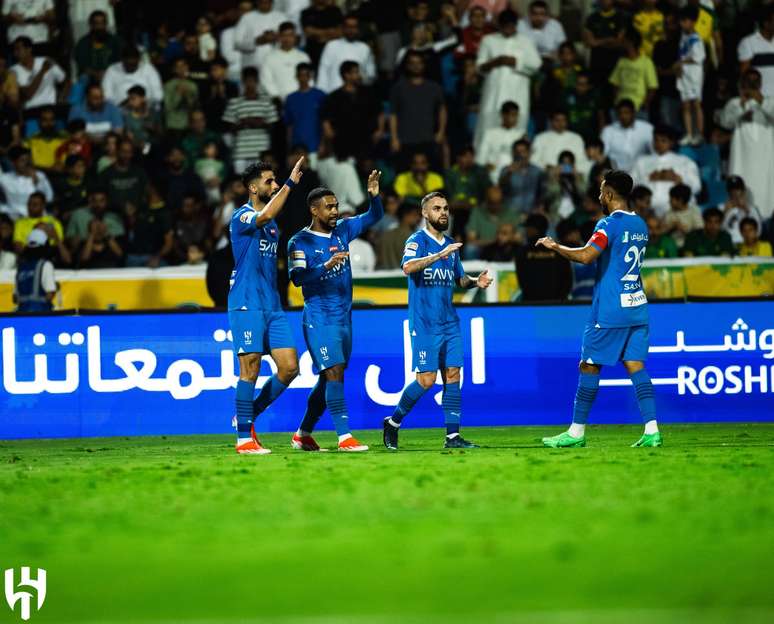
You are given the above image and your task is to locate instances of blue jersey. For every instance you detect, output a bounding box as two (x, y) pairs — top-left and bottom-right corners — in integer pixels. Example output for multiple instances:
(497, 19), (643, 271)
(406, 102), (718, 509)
(588, 210), (649, 328)
(287, 196), (383, 326)
(228, 203), (282, 312)
(401, 229), (465, 335)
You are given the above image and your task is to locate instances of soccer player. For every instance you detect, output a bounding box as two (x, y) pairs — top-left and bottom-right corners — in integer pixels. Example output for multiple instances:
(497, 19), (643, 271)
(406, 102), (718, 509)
(230, 158), (304, 455)
(383, 192), (493, 450)
(536, 170), (661, 448)
(286, 170), (384, 452)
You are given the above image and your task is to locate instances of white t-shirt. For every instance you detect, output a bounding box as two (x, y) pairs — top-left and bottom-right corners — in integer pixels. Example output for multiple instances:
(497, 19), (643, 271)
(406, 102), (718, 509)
(517, 17), (566, 58)
(738, 31), (774, 97)
(234, 9), (288, 69)
(260, 47), (311, 101)
(3, 0), (54, 44)
(11, 58), (66, 110)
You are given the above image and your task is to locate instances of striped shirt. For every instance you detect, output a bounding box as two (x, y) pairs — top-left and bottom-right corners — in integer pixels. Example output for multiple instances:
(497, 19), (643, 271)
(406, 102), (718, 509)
(222, 95), (278, 161)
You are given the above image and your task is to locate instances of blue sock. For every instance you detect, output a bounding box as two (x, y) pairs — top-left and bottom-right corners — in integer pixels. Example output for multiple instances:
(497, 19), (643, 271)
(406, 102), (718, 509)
(325, 381), (350, 437)
(442, 382), (462, 436)
(391, 381), (428, 424)
(630, 369), (656, 423)
(253, 374), (288, 416)
(235, 379), (255, 440)
(299, 377), (327, 433)
(572, 372), (599, 425)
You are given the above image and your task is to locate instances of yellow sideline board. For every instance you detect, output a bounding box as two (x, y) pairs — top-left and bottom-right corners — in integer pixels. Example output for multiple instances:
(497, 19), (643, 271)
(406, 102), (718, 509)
(1, 259), (773, 312)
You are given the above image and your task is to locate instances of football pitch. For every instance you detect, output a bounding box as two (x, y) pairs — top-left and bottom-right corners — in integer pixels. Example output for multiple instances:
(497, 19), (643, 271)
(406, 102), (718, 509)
(1, 424), (773, 624)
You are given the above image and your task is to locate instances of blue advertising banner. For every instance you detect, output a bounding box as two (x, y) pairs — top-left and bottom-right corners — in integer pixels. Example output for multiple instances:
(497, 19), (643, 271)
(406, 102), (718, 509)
(1, 301), (773, 439)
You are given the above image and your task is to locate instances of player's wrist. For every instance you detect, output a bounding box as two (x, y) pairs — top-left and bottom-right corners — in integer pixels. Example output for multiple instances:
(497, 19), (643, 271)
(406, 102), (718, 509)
(284, 178), (296, 189)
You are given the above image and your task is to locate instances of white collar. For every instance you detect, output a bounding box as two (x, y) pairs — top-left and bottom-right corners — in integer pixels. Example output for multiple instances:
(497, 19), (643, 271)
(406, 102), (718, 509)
(610, 209), (636, 216)
(305, 226), (332, 239)
(422, 227), (445, 245)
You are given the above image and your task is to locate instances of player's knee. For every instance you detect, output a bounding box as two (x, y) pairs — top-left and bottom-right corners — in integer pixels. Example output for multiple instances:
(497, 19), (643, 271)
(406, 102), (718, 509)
(445, 367), (461, 383)
(323, 365), (345, 382)
(579, 361), (601, 375)
(416, 373), (436, 390)
(279, 362), (299, 382)
(623, 360), (644, 375)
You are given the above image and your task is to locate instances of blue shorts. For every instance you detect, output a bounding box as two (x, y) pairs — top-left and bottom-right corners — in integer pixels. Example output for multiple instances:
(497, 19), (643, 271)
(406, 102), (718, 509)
(304, 322), (352, 373)
(228, 309), (295, 355)
(581, 324), (649, 366)
(411, 327), (463, 373)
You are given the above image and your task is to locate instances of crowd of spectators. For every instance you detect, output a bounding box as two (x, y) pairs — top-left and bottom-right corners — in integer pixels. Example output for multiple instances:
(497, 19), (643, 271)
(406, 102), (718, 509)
(2, 0), (774, 303)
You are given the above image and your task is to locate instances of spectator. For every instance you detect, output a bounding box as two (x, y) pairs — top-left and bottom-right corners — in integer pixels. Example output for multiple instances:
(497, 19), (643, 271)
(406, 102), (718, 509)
(446, 145), (490, 232)
(517, 0), (566, 60)
(300, 0), (343, 68)
(582, 0), (628, 92)
(481, 222), (518, 261)
(74, 10), (120, 82)
(377, 203), (421, 269)
(569, 188), (605, 227)
(260, 22), (311, 102)
(630, 185), (653, 217)
(682, 207), (735, 256)
(563, 71), (603, 142)
(676, 5), (705, 145)
(25, 105), (66, 173)
(172, 193), (210, 265)
(455, 5), (494, 60)
(95, 131), (119, 172)
(14, 228), (56, 312)
(220, 1), (253, 82)
(663, 183), (703, 248)
(195, 141), (226, 205)
(737, 5), (774, 98)
(156, 146), (206, 214)
(52, 154), (89, 217)
(601, 99), (654, 172)
(0, 55), (21, 138)
(720, 69), (774, 220)
(195, 16), (217, 63)
(163, 58), (200, 135)
(393, 152), (444, 205)
(722, 176), (763, 246)
(644, 212), (678, 259)
(543, 150), (585, 222)
(653, 11), (682, 131)
(499, 139), (544, 214)
(201, 58), (239, 132)
(206, 242), (234, 306)
(179, 32), (213, 96)
(476, 101), (524, 183)
(213, 176), (248, 249)
(3, 0), (54, 48)
(371, 189), (400, 236)
(315, 152), (365, 214)
(284, 63), (326, 159)
(337, 204), (377, 274)
(276, 145), (321, 259)
(515, 212), (572, 301)
(631, 124), (700, 216)
(530, 110), (591, 176)
(181, 109), (222, 166)
(124, 186), (174, 267)
(12, 192), (68, 264)
(10, 36), (67, 111)
(737, 217), (773, 257)
(66, 187), (124, 254)
(395, 19), (458, 86)
(122, 85), (162, 152)
(0, 216), (16, 269)
(222, 66), (278, 172)
(320, 61), (383, 160)
(235, 0), (288, 70)
(586, 137), (613, 192)
(553, 42), (583, 90)
(99, 139), (148, 214)
(609, 28), (658, 115)
(389, 51), (446, 168)
(55, 119), (92, 168)
(78, 213), (124, 268)
(317, 14), (375, 93)
(0, 146), (53, 220)
(69, 83), (123, 141)
(632, 0), (664, 57)
(466, 186), (519, 258)
(475, 9), (541, 147)
(102, 46), (163, 107)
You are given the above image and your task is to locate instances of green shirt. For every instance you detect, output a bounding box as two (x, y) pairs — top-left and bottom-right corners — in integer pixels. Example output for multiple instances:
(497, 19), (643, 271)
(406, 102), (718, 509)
(609, 54), (658, 109)
(182, 130), (222, 165)
(66, 207), (126, 241)
(467, 207), (519, 244)
(445, 164), (490, 208)
(163, 79), (199, 131)
(563, 89), (601, 142)
(99, 164), (149, 211)
(682, 229), (735, 257)
(645, 234), (678, 259)
(74, 34), (120, 77)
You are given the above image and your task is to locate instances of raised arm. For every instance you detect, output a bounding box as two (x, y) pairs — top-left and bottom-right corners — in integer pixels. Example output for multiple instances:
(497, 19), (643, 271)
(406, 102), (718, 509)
(254, 157), (304, 227)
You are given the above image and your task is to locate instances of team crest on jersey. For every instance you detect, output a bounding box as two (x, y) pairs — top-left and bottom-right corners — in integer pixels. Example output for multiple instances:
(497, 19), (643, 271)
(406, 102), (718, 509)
(320, 346), (329, 361)
(239, 211), (254, 224)
(243, 330), (252, 345)
(418, 350), (427, 365)
(406, 242), (418, 250)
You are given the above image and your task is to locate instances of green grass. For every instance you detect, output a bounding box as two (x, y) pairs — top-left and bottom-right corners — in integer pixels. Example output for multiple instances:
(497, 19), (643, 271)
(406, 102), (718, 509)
(1, 424), (773, 624)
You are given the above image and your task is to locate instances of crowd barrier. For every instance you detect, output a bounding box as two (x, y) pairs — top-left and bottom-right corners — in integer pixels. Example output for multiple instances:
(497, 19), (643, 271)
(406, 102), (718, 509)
(1, 300), (772, 439)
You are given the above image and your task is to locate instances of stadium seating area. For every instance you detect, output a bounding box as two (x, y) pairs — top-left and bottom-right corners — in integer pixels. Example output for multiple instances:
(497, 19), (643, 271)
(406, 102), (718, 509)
(1, 0), (774, 300)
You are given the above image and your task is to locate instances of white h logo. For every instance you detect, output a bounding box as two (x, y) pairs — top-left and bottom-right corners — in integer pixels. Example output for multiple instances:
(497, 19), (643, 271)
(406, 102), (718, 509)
(5, 567), (46, 621)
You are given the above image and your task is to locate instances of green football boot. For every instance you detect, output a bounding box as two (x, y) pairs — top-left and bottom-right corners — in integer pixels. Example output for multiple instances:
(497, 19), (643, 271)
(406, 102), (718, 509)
(631, 432), (663, 447)
(542, 432), (586, 448)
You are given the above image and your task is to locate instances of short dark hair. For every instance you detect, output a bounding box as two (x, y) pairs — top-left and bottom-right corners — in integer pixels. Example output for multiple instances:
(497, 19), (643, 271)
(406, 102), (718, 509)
(12, 36), (33, 49)
(279, 21), (295, 32)
(704, 206), (723, 221)
(679, 4), (699, 21)
(558, 41), (576, 54)
(513, 138), (530, 151)
(669, 183), (692, 204)
(558, 150), (575, 164)
(525, 213), (549, 235)
(296, 62), (313, 74)
(726, 175), (746, 192)
(307, 186), (336, 208)
(529, 0), (549, 11)
(211, 57), (229, 68)
(241, 161), (274, 187)
(603, 170), (634, 198)
(420, 191), (446, 208)
(28, 191), (46, 204)
(550, 109), (568, 119)
(39, 105), (56, 117)
(127, 85), (146, 97)
(626, 27), (642, 49)
(740, 217), (758, 232)
(500, 101), (519, 114)
(498, 8), (519, 27)
(122, 46), (141, 60)
(89, 10), (108, 23)
(616, 98), (636, 112)
(759, 4), (774, 28)
(654, 124), (678, 141)
(339, 60), (359, 79)
(64, 154), (85, 168)
(66, 118), (86, 133)
(241, 66), (258, 81)
(86, 82), (103, 94)
(630, 185), (652, 201)
(8, 145), (29, 161)
(585, 137), (603, 150)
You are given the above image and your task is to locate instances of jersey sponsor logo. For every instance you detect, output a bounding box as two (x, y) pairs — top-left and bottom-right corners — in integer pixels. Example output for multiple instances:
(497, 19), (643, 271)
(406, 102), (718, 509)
(269, 228), (277, 235)
(623, 231), (648, 243)
(404, 250), (417, 257)
(314, 249), (324, 254)
(620, 290), (648, 308)
(622, 231), (628, 243)
(405, 242), (418, 251)
(329, 246), (339, 252)
(423, 267), (455, 282)
(259, 240), (278, 254)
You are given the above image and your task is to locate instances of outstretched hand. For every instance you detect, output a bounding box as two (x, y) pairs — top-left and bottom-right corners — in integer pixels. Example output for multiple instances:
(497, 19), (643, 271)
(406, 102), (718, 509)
(535, 236), (557, 250)
(476, 269), (493, 289)
(367, 169), (381, 197)
(324, 251), (349, 270)
(289, 156), (305, 185)
(438, 242), (463, 259)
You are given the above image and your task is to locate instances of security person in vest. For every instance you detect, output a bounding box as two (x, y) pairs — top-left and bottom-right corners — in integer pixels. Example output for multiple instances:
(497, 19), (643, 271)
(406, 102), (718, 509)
(14, 229), (57, 312)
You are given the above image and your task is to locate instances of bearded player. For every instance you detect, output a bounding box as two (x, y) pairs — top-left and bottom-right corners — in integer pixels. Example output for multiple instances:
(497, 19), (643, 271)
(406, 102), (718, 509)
(383, 192), (493, 450)
(286, 170), (384, 451)
(536, 170), (661, 448)
(230, 158), (304, 455)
